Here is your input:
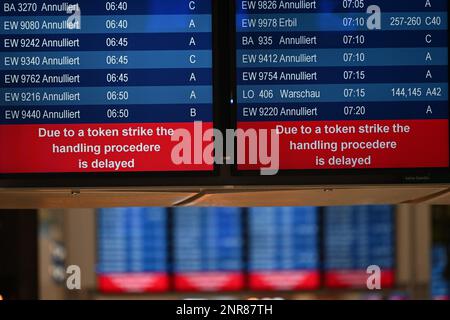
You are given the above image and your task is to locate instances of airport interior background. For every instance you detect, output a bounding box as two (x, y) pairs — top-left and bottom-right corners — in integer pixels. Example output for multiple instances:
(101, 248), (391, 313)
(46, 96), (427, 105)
(0, 205), (449, 300)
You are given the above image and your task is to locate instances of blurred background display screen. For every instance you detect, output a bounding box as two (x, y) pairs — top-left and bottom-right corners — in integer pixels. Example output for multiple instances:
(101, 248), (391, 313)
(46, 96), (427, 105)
(236, 0), (449, 171)
(96, 206), (399, 294)
(324, 205), (395, 288)
(173, 207), (244, 292)
(97, 207), (169, 293)
(431, 244), (450, 300)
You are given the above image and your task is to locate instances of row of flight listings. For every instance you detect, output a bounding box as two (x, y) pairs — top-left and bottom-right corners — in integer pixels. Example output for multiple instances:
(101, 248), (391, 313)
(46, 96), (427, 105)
(97, 206), (400, 294)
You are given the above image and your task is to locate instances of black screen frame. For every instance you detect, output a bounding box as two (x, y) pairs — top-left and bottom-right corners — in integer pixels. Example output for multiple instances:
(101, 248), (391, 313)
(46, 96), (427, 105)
(0, 1), (449, 188)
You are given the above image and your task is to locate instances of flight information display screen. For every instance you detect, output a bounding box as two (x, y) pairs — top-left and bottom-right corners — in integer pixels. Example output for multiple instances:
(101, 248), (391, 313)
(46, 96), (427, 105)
(173, 207), (244, 292)
(431, 244), (450, 300)
(97, 207), (169, 293)
(248, 207), (319, 290)
(323, 205), (395, 288)
(0, 1), (213, 173)
(236, 0), (449, 171)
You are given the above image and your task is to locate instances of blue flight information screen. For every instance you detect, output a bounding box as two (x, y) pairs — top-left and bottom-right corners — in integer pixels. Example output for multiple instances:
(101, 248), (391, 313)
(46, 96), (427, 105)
(324, 205), (395, 288)
(0, 1), (213, 174)
(248, 207), (320, 290)
(236, 0), (449, 172)
(431, 244), (450, 300)
(97, 207), (169, 293)
(173, 207), (245, 292)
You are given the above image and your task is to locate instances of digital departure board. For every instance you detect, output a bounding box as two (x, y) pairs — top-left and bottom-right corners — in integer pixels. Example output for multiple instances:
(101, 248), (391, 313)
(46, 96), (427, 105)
(97, 207), (169, 293)
(173, 207), (244, 292)
(0, 1), (214, 174)
(323, 205), (395, 288)
(235, 0), (449, 171)
(248, 207), (319, 290)
(431, 244), (450, 300)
